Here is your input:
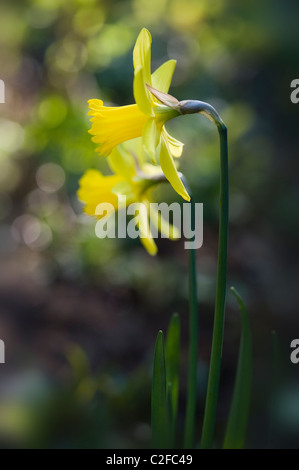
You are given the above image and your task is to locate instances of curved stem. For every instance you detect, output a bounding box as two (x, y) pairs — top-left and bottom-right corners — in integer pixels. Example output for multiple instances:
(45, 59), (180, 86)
(201, 123), (229, 449)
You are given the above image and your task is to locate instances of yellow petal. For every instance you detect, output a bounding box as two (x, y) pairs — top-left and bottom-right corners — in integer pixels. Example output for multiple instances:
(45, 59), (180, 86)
(141, 162), (165, 178)
(88, 99), (104, 112)
(134, 66), (154, 116)
(111, 181), (136, 202)
(127, 137), (147, 167)
(137, 201), (158, 256)
(77, 169), (122, 217)
(142, 118), (160, 163)
(150, 205), (180, 240)
(140, 233), (158, 256)
(164, 128), (184, 158)
(107, 145), (136, 180)
(151, 59), (176, 94)
(88, 101), (147, 157)
(160, 133), (190, 201)
(133, 28), (152, 86)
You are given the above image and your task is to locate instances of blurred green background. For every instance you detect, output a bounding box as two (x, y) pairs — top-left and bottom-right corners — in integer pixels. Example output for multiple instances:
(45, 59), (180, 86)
(0, 0), (299, 449)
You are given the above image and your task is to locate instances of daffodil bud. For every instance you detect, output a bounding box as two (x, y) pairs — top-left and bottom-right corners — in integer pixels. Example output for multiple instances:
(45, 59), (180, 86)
(177, 99), (225, 128)
(146, 84), (225, 129)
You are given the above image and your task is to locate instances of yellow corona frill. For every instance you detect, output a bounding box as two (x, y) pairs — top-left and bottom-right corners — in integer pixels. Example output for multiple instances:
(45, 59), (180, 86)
(88, 28), (190, 202)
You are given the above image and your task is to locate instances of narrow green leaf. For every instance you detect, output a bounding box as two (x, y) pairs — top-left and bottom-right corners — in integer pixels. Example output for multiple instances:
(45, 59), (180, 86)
(223, 287), (252, 449)
(165, 313), (180, 447)
(151, 330), (168, 449)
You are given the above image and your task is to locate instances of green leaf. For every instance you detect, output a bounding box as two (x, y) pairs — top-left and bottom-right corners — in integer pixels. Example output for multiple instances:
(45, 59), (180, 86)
(223, 287), (252, 449)
(151, 330), (168, 449)
(165, 313), (180, 447)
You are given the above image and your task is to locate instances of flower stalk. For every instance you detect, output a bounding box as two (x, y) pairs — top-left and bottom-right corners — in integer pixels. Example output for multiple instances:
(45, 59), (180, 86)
(178, 101), (228, 450)
(184, 190), (199, 449)
(201, 121), (229, 449)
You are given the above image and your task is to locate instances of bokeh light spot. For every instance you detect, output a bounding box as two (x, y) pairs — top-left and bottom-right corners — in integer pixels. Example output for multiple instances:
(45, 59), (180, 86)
(36, 163), (65, 193)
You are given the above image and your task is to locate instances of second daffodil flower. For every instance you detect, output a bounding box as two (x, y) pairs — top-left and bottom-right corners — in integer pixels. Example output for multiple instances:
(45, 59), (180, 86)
(78, 139), (179, 256)
(88, 28), (190, 202)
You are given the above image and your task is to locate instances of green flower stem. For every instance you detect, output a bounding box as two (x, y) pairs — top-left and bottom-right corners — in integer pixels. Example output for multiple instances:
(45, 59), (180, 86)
(201, 123), (229, 449)
(183, 187), (198, 449)
(151, 331), (168, 449)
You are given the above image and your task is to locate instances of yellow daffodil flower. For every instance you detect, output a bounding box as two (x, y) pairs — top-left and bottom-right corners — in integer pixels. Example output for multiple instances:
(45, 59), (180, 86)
(88, 28), (190, 202)
(78, 140), (179, 256)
